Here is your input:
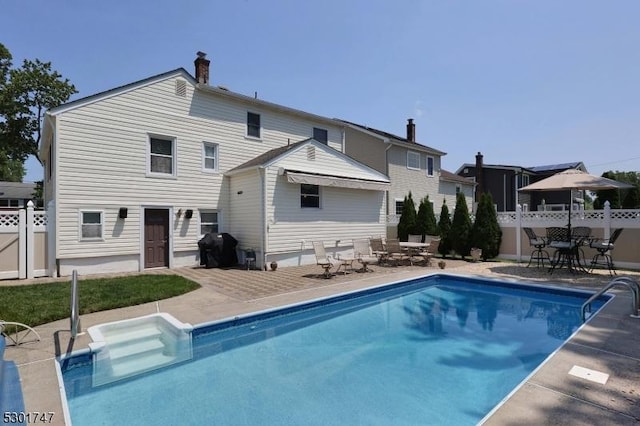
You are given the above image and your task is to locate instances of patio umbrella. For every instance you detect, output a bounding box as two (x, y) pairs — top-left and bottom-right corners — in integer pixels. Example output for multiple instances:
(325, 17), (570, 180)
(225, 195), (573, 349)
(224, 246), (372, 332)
(518, 169), (633, 233)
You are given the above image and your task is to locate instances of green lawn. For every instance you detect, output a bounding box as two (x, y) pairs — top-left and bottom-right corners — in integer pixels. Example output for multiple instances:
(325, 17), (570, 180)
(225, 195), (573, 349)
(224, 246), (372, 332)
(0, 275), (201, 327)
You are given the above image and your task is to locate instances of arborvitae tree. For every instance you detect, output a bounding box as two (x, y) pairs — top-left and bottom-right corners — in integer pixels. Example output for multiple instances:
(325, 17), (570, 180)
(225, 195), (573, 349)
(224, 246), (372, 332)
(450, 192), (472, 258)
(470, 192), (502, 260)
(397, 192), (417, 242)
(437, 200), (452, 257)
(622, 186), (640, 208)
(416, 196), (437, 241)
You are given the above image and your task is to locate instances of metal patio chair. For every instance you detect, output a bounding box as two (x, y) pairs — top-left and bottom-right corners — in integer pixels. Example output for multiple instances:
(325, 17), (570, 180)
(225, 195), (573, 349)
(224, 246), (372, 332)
(523, 227), (550, 268)
(589, 228), (624, 275)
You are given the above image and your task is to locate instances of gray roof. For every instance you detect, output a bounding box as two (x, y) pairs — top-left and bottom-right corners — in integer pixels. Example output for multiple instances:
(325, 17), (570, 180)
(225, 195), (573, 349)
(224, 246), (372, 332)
(0, 182), (36, 199)
(440, 170), (476, 185)
(337, 119), (446, 156)
(226, 139), (311, 174)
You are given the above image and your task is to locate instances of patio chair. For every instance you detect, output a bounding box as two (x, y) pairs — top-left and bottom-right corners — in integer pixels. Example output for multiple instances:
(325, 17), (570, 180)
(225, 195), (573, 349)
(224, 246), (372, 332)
(589, 228), (624, 275)
(353, 239), (380, 272)
(370, 237), (389, 265)
(418, 238), (440, 266)
(384, 238), (411, 266)
(312, 241), (336, 278)
(1, 320), (41, 346)
(523, 227), (550, 268)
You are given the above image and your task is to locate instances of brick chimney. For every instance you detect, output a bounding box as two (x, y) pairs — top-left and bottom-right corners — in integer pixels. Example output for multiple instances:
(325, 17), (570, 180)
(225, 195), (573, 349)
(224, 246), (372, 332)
(194, 51), (210, 85)
(475, 151), (484, 200)
(406, 118), (415, 142)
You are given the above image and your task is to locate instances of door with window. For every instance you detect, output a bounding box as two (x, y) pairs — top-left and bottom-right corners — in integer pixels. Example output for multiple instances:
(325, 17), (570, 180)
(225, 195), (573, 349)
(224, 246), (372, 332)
(144, 209), (169, 268)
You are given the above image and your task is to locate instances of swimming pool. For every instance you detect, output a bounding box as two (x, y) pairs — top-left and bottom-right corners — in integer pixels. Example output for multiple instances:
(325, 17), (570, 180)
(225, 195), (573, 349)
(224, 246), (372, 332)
(59, 274), (609, 425)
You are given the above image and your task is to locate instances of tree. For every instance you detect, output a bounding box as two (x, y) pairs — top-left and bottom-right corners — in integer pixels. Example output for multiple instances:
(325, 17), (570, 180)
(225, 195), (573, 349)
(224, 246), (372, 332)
(450, 192), (472, 258)
(437, 200), (452, 257)
(593, 171), (622, 209)
(622, 186), (640, 208)
(397, 192), (417, 242)
(416, 195), (437, 240)
(0, 43), (76, 181)
(470, 193), (502, 260)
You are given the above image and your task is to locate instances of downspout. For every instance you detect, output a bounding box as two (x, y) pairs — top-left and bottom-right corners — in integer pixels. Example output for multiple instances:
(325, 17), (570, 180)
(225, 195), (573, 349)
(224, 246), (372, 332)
(503, 174), (507, 212)
(514, 172), (519, 211)
(260, 167), (268, 270)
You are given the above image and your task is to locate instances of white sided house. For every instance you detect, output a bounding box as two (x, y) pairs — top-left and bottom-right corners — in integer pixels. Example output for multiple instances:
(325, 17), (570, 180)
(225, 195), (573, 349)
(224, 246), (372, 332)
(227, 139), (389, 267)
(40, 53), (388, 276)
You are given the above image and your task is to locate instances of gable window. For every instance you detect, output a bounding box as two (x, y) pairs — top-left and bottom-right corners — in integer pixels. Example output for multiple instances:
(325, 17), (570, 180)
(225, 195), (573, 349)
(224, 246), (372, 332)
(313, 127), (328, 145)
(80, 211), (103, 240)
(199, 210), (219, 235)
(301, 184), (320, 208)
(407, 151), (420, 170)
(202, 142), (218, 172)
(426, 156), (434, 176)
(247, 112), (261, 138)
(149, 136), (175, 176)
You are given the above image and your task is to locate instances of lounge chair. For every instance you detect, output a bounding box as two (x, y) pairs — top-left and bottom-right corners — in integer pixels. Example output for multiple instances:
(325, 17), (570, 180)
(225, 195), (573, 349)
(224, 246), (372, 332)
(385, 239), (411, 266)
(370, 237), (389, 264)
(312, 241), (336, 278)
(353, 239), (380, 272)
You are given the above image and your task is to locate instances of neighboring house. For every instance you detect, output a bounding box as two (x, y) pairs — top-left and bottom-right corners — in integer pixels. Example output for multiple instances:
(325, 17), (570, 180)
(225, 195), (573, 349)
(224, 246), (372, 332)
(0, 182), (37, 209)
(39, 52), (389, 276)
(339, 119), (474, 235)
(456, 152), (586, 212)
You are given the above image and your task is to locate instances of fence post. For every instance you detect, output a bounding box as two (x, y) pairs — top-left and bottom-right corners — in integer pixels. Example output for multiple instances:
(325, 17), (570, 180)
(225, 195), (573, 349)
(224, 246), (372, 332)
(26, 201), (34, 279)
(604, 201), (611, 240)
(18, 208), (26, 279)
(516, 204), (522, 262)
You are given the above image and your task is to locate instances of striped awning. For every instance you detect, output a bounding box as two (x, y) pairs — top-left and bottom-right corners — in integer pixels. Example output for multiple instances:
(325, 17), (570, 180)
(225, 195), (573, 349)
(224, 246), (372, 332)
(284, 171), (389, 191)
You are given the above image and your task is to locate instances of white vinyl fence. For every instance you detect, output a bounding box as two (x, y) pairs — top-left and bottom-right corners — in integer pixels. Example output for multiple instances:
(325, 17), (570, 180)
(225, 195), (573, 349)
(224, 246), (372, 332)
(0, 202), (48, 280)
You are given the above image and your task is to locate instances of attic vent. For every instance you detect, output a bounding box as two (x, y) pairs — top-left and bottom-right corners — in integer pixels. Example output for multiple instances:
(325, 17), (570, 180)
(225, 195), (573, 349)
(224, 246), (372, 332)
(175, 80), (187, 97)
(307, 146), (316, 161)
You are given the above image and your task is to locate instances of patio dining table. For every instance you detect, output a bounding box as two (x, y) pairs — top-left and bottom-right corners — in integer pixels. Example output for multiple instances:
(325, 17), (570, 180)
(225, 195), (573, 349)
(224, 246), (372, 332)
(546, 226), (592, 274)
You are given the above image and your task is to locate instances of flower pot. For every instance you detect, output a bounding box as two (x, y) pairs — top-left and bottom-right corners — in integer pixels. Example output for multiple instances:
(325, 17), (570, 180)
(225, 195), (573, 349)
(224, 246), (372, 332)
(438, 261), (446, 269)
(270, 261), (278, 271)
(471, 248), (482, 262)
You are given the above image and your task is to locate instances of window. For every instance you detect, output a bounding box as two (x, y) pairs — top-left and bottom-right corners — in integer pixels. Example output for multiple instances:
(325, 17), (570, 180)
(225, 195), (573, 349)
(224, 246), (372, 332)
(519, 174), (530, 188)
(301, 184), (320, 208)
(313, 127), (328, 144)
(149, 136), (175, 175)
(455, 184), (461, 194)
(202, 142), (218, 172)
(407, 151), (420, 170)
(247, 112), (261, 138)
(80, 211), (103, 240)
(199, 210), (219, 235)
(0, 199), (20, 208)
(427, 156), (434, 176)
(395, 200), (404, 216)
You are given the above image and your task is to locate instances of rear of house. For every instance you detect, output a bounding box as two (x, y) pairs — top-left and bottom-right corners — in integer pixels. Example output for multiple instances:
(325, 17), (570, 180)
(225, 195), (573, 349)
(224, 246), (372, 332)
(40, 54), (389, 276)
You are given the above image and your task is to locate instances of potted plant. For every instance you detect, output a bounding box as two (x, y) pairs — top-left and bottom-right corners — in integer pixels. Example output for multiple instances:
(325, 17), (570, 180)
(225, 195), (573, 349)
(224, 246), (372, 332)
(438, 260), (446, 269)
(470, 247), (482, 262)
(270, 260), (278, 271)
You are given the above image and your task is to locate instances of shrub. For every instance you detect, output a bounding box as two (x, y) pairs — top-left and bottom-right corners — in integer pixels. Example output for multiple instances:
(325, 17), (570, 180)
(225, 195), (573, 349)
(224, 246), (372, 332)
(416, 196), (437, 241)
(397, 192), (417, 241)
(437, 200), (452, 257)
(450, 192), (472, 258)
(470, 192), (502, 259)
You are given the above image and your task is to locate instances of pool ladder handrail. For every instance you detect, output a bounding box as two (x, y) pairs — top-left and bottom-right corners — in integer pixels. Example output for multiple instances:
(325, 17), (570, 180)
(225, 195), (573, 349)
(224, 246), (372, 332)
(70, 270), (81, 338)
(581, 276), (640, 322)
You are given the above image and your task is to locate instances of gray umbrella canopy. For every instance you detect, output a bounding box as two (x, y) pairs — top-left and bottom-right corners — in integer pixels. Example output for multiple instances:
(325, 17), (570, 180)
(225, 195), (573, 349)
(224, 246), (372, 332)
(519, 168), (633, 232)
(519, 169), (633, 192)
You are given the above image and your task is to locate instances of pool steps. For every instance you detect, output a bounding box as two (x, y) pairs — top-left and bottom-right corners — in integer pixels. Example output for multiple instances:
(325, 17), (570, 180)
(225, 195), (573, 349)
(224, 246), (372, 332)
(88, 313), (193, 386)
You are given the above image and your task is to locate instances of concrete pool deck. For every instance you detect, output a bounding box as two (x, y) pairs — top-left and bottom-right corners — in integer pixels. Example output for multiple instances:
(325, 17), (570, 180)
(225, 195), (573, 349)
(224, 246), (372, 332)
(3, 260), (640, 425)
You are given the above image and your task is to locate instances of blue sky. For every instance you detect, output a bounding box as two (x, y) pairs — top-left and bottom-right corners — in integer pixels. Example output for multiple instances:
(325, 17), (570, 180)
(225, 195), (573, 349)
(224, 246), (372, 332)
(2, 0), (639, 182)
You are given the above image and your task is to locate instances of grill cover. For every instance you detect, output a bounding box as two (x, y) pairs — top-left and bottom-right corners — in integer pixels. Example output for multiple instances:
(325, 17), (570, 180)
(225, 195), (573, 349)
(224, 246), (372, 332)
(198, 232), (238, 268)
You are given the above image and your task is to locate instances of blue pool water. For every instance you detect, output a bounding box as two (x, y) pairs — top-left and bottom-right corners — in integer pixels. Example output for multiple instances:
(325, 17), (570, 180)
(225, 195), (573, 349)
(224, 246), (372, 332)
(61, 275), (609, 425)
